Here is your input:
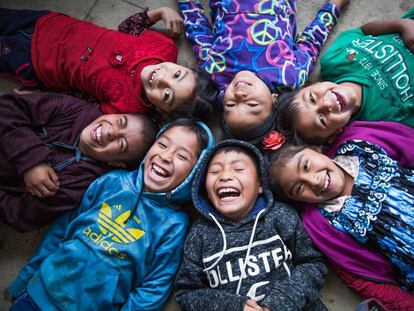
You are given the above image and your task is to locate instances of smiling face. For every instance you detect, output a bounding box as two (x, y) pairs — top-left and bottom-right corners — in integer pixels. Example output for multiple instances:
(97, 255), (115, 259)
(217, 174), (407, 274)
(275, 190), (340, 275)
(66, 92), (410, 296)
(223, 71), (276, 133)
(141, 62), (196, 114)
(277, 148), (349, 203)
(206, 149), (263, 222)
(294, 82), (362, 143)
(143, 125), (200, 193)
(79, 114), (145, 165)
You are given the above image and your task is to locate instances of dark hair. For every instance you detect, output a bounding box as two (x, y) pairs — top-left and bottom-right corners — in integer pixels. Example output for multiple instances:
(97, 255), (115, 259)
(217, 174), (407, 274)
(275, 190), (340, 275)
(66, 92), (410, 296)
(214, 145), (260, 176)
(274, 89), (304, 145)
(170, 73), (219, 120)
(265, 143), (308, 205)
(160, 118), (210, 155)
(124, 114), (158, 169)
(221, 107), (277, 147)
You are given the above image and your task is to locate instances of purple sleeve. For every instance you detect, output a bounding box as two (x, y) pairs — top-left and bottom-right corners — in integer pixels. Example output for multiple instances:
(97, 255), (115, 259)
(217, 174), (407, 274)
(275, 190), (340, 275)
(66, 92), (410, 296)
(301, 206), (396, 284)
(302, 120), (414, 284)
(327, 121), (414, 168)
(118, 8), (154, 37)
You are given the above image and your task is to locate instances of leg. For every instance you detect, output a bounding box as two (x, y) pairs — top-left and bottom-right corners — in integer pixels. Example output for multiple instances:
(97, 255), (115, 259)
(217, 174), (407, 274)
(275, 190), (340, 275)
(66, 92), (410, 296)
(0, 9), (48, 87)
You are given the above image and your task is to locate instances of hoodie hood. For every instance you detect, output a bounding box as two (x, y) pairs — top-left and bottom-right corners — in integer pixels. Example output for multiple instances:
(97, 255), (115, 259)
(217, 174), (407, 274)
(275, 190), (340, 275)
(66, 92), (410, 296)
(192, 139), (273, 225)
(139, 120), (215, 207)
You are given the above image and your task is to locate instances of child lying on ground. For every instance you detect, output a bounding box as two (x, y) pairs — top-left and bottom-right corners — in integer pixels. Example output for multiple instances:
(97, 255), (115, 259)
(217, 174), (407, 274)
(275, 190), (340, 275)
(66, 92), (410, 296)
(8, 118), (214, 311)
(178, 0), (349, 145)
(175, 140), (327, 310)
(267, 123), (414, 308)
(275, 6), (414, 144)
(0, 92), (156, 232)
(0, 7), (217, 118)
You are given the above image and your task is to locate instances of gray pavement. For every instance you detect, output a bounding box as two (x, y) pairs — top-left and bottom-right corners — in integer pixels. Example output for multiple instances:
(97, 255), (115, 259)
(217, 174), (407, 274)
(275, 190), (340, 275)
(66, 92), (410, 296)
(0, 0), (413, 310)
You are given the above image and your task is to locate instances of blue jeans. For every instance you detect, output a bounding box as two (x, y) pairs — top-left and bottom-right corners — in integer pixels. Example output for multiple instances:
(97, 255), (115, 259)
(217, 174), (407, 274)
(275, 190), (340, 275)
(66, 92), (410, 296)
(9, 290), (41, 311)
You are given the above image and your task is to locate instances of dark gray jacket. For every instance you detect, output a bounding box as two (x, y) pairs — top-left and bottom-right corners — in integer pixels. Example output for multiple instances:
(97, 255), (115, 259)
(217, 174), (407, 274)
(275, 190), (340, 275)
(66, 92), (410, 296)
(175, 140), (328, 311)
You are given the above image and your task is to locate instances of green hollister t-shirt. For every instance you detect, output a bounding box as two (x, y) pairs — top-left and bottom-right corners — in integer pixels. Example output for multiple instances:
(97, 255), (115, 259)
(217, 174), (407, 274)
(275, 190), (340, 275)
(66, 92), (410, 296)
(320, 7), (414, 127)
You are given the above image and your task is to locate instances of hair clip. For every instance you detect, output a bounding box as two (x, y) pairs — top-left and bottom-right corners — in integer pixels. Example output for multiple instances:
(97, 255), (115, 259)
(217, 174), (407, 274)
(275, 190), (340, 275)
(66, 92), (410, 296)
(263, 130), (285, 150)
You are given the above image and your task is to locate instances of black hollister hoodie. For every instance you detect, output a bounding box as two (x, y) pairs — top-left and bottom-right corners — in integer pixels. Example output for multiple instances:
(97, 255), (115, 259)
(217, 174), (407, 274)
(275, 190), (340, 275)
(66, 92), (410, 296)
(175, 140), (328, 311)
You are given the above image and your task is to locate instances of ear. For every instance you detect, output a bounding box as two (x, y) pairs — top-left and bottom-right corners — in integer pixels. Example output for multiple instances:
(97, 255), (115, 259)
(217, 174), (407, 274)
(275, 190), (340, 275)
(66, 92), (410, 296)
(108, 162), (127, 168)
(271, 93), (278, 106)
(258, 184), (263, 194)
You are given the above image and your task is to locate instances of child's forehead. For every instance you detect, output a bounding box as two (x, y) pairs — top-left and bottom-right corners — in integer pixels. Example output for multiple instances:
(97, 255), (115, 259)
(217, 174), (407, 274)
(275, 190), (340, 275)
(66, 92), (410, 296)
(158, 125), (199, 149)
(208, 148), (257, 167)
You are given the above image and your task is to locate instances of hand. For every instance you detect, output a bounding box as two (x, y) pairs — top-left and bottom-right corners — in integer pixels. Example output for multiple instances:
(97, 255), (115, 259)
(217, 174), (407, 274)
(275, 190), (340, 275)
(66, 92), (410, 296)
(399, 19), (414, 52)
(23, 163), (60, 198)
(244, 299), (263, 311)
(329, 0), (350, 11)
(147, 7), (184, 38)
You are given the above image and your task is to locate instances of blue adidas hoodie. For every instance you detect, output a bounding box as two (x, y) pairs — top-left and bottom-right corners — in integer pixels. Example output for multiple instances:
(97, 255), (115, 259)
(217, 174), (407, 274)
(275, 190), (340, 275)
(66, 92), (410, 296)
(9, 121), (215, 311)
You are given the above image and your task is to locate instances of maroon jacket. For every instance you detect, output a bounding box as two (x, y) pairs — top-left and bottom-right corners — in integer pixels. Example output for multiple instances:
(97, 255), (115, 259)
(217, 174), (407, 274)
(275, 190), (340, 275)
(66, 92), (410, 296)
(0, 93), (111, 232)
(31, 11), (177, 114)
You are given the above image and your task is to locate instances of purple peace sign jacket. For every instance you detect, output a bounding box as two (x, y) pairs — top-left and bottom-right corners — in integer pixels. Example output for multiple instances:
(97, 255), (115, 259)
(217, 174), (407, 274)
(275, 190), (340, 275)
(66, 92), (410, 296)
(178, 0), (340, 101)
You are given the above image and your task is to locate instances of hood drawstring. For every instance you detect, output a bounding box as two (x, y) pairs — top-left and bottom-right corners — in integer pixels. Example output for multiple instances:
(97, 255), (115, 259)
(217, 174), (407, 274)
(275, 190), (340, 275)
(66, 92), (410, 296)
(46, 135), (96, 172)
(203, 209), (266, 297)
(203, 213), (227, 272)
(236, 209), (265, 295)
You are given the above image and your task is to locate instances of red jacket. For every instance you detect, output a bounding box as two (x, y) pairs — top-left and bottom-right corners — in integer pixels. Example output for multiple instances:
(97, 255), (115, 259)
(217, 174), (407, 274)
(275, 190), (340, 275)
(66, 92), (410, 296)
(31, 12), (178, 114)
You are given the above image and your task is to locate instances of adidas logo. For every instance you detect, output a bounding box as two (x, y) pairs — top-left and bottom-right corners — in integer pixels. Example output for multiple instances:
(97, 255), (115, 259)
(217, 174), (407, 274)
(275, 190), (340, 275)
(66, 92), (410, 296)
(346, 48), (358, 61)
(83, 202), (145, 259)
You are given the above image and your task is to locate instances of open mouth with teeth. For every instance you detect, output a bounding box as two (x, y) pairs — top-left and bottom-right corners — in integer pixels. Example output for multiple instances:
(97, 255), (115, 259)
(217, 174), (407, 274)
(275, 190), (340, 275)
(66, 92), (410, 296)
(332, 92), (345, 112)
(148, 68), (159, 86)
(91, 124), (103, 146)
(321, 171), (332, 193)
(235, 80), (252, 89)
(151, 163), (171, 179)
(216, 187), (241, 201)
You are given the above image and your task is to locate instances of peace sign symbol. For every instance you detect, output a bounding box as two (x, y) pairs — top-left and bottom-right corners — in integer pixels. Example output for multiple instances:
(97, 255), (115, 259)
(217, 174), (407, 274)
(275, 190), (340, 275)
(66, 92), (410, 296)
(258, 0), (279, 15)
(250, 19), (278, 46)
(204, 51), (226, 74)
(266, 40), (294, 67)
(319, 12), (334, 27)
(297, 69), (308, 87)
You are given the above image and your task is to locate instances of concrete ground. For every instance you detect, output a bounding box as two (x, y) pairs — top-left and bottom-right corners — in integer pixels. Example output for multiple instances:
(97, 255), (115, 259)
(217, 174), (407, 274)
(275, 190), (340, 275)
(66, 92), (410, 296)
(0, 0), (412, 310)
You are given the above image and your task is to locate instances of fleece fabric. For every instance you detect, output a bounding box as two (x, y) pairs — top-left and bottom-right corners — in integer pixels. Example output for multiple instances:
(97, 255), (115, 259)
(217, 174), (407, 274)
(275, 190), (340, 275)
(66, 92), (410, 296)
(8, 122), (215, 311)
(175, 140), (327, 311)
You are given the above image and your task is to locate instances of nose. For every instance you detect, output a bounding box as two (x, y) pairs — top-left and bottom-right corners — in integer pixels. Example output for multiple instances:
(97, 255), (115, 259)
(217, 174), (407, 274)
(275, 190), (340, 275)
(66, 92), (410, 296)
(106, 125), (120, 141)
(307, 172), (321, 190)
(159, 149), (173, 163)
(234, 89), (247, 101)
(219, 167), (233, 181)
(316, 91), (335, 113)
(155, 70), (168, 88)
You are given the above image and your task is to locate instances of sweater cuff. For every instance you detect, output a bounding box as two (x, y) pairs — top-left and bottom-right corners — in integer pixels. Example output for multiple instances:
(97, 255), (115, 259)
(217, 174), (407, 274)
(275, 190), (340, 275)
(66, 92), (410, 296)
(321, 2), (340, 22)
(0, 127), (49, 175)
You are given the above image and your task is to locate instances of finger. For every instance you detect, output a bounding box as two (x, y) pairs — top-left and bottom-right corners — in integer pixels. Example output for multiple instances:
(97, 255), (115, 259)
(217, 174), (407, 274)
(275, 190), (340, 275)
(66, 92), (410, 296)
(38, 185), (55, 197)
(48, 169), (60, 187)
(167, 20), (174, 36)
(44, 178), (59, 193)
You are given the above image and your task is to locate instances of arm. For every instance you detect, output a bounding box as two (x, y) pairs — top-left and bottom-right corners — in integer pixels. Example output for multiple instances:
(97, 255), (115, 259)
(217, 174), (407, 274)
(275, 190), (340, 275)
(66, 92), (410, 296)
(121, 220), (189, 311)
(294, 2), (341, 86)
(118, 7), (183, 38)
(361, 18), (414, 52)
(328, 121), (414, 169)
(175, 225), (247, 311)
(177, 0), (215, 71)
(260, 207), (327, 311)
(8, 179), (100, 298)
(0, 93), (90, 175)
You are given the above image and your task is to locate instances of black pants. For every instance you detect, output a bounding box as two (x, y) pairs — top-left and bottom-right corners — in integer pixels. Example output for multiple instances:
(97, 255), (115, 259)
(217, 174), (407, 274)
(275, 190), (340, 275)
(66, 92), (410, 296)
(0, 8), (48, 87)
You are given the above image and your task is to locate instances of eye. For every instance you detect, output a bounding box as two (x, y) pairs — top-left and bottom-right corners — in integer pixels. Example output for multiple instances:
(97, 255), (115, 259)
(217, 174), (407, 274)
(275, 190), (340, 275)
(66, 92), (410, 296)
(310, 93), (315, 103)
(164, 89), (171, 101)
(234, 168), (245, 172)
(247, 103), (258, 107)
(158, 141), (167, 149)
(319, 114), (326, 127)
(174, 70), (181, 78)
(177, 154), (188, 161)
(303, 160), (309, 172)
(296, 183), (304, 195)
(118, 138), (126, 152)
(119, 116), (127, 128)
(225, 103), (235, 108)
